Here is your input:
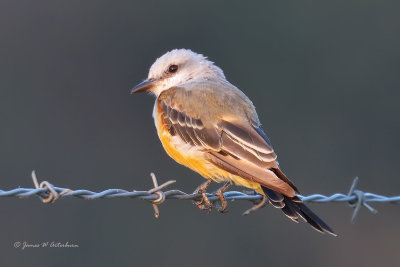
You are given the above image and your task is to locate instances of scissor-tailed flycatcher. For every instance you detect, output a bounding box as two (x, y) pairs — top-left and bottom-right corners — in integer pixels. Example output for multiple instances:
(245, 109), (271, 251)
(131, 49), (336, 235)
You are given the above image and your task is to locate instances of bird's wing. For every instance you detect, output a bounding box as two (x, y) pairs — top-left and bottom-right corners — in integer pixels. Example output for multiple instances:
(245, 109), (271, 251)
(159, 97), (221, 150)
(208, 120), (298, 196)
(158, 86), (298, 197)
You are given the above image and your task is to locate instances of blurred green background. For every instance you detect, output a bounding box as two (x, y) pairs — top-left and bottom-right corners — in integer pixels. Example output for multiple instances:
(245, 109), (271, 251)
(1, 0), (399, 266)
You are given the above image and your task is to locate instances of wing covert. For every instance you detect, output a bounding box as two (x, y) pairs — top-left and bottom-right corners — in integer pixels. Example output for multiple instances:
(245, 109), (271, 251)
(159, 98), (221, 150)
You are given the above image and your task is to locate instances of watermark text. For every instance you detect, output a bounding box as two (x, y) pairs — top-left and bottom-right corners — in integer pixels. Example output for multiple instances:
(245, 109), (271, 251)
(14, 241), (79, 250)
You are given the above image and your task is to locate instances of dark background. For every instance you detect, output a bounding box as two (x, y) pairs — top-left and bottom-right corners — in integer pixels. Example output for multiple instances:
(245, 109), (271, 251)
(1, 1), (399, 266)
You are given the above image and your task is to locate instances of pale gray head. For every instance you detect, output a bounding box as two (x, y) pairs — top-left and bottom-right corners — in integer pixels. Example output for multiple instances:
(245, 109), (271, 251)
(131, 49), (225, 96)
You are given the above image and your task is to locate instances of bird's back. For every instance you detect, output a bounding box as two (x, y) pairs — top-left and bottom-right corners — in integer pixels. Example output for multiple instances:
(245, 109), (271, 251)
(158, 80), (261, 129)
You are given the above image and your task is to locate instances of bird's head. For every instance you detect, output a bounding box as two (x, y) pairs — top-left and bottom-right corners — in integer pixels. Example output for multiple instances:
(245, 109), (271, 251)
(131, 49), (225, 96)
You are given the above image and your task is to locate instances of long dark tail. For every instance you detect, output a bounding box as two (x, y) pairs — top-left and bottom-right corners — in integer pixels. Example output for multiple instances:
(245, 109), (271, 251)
(261, 186), (337, 236)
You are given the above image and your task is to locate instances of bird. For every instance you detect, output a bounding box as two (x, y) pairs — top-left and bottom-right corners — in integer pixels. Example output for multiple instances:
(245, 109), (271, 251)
(131, 49), (336, 236)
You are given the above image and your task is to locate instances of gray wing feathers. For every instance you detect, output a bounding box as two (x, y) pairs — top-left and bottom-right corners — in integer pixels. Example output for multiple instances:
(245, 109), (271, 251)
(160, 99), (221, 150)
(219, 120), (277, 163)
(219, 120), (274, 154)
(158, 86), (296, 197)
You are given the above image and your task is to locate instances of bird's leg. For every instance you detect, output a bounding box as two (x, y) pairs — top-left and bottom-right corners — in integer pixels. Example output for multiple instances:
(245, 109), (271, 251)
(215, 181), (232, 213)
(242, 194), (267, 216)
(193, 180), (213, 211)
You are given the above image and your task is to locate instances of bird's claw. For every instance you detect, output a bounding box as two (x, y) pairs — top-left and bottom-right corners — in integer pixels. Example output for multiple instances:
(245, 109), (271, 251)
(193, 180), (213, 212)
(242, 193), (267, 216)
(195, 192), (213, 212)
(215, 181), (232, 213)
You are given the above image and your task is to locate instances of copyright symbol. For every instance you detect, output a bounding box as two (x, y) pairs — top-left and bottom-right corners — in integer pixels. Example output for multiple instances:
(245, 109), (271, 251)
(14, 241), (21, 248)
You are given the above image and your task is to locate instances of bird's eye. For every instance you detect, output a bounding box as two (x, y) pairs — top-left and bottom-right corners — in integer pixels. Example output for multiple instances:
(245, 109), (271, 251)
(168, 65), (178, 73)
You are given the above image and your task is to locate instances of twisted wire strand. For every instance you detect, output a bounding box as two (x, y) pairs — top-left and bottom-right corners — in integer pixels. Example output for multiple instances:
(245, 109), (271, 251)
(0, 171), (399, 221)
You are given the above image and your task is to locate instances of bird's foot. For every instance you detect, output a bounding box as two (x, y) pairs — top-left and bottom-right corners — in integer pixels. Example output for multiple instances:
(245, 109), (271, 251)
(215, 181), (232, 213)
(242, 193), (267, 216)
(193, 180), (213, 212)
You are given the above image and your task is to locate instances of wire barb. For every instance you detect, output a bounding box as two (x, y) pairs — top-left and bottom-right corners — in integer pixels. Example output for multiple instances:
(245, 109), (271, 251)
(0, 171), (398, 222)
(347, 177), (378, 223)
(147, 173), (176, 218)
(31, 170), (71, 203)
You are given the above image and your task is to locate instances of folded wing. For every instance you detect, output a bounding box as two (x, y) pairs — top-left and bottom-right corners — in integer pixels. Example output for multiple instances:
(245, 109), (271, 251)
(158, 95), (297, 197)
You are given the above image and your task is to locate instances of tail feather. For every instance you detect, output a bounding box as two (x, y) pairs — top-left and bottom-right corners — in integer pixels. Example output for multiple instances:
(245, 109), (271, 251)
(269, 200), (285, 209)
(282, 197), (299, 222)
(262, 186), (337, 236)
(262, 188), (284, 202)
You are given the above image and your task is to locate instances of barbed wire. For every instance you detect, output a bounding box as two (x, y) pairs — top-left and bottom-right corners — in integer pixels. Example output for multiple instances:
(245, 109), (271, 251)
(1, 171), (399, 222)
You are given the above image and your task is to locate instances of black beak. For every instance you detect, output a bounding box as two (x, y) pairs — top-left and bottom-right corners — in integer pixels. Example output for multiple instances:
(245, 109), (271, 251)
(130, 79), (156, 94)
